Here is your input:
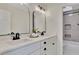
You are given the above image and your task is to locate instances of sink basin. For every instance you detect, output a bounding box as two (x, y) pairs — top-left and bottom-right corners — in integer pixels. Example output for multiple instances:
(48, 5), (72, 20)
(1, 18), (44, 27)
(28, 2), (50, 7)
(0, 37), (31, 45)
(7, 38), (31, 45)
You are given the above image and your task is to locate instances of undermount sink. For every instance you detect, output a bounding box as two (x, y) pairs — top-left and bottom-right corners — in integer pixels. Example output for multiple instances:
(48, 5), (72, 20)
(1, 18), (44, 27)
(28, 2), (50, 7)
(7, 38), (31, 45)
(0, 37), (31, 45)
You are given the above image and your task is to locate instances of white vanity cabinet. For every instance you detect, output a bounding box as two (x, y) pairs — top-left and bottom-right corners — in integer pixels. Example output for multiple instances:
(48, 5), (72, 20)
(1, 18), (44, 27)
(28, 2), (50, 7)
(3, 36), (57, 55)
(3, 42), (40, 55)
(30, 49), (41, 55)
(40, 36), (57, 55)
(29, 36), (57, 55)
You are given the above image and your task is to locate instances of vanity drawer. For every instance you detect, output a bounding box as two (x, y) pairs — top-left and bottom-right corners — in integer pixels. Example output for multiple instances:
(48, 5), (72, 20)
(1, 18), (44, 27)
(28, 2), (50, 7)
(40, 36), (57, 55)
(49, 36), (56, 44)
(41, 39), (49, 47)
(40, 46), (49, 54)
(41, 46), (57, 55)
(41, 36), (56, 47)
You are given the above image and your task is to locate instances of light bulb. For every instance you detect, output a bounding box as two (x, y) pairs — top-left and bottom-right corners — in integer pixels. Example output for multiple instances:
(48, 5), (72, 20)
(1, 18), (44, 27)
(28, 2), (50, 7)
(35, 6), (45, 15)
(35, 6), (40, 12)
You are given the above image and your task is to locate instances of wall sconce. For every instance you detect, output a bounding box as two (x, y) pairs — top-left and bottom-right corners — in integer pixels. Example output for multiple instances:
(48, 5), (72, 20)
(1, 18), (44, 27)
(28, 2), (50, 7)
(35, 5), (45, 14)
(38, 5), (45, 11)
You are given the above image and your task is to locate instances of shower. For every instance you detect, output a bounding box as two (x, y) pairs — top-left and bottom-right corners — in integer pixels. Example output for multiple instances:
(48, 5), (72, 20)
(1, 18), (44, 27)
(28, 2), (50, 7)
(63, 8), (79, 55)
(63, 9), (79, 42)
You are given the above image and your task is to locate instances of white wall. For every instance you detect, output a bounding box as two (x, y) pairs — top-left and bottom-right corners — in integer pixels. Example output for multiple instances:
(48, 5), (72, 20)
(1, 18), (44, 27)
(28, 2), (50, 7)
(45, 4), (63, 54)
(56, 6), (63, 55)
(46, 4), (58, 35)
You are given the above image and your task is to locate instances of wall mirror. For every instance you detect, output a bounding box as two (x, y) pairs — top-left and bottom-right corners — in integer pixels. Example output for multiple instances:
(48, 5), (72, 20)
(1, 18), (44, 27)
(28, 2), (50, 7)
(11, 4), (30, 34)
(33, 10), (46, 33)
(0, 4), (30, 35)
(0, 10), (11, 35)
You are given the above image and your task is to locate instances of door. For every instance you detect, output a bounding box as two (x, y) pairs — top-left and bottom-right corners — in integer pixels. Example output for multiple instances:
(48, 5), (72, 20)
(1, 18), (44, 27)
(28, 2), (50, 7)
(46, 36), (57, 55)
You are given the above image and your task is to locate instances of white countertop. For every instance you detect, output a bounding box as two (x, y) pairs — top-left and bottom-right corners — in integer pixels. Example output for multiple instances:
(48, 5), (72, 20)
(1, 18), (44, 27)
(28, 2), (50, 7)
(0, 34), (56, 54)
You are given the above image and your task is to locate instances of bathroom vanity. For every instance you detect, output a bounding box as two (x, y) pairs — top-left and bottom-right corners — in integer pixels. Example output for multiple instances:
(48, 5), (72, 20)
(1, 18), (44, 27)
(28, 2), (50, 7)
(0, 4), (62, 55)
(0, 34), (57, 55)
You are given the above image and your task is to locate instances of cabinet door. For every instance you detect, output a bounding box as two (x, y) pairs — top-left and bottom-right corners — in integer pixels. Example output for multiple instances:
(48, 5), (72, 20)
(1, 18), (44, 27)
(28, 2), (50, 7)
(30, 49), (41, 55)
(41, 46), (50, 55)
(40, 36), (57, 55)
(3, 42), (40, 55)
(47, 36), (57, 55)
(40, 38), (49, 55)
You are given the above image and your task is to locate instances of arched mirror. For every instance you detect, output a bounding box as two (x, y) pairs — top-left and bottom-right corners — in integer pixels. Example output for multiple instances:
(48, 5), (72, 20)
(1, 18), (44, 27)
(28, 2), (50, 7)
(11, 4), (30, 34)
(32, 10), (46, 33)
(0, 3), (30, 35)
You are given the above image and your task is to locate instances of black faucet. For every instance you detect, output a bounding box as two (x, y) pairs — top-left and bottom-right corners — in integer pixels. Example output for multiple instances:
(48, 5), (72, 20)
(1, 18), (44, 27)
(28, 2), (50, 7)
(11, 32), (20, 40)
(41, 31), (46, 36)
(11, 32), (16, 40)
(15, 33), (20, 39)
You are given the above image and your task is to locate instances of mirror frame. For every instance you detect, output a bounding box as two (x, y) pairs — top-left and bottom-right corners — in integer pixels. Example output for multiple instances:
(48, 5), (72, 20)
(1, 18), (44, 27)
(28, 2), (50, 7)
(32, 11), (46, 33)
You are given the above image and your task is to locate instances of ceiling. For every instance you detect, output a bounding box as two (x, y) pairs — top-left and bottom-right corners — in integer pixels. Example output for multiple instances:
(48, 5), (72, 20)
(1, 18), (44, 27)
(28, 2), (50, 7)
(57, 3), (79, 7)
(1, 3), (79, 12)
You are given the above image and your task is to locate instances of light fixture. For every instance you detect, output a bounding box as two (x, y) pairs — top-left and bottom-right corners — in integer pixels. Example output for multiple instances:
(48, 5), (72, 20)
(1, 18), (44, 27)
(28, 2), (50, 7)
(38, 5), (45, 11)
(35, 6), (41, 12)
(68, 14), (73, 16)
(35, 5), (45, 14)
(63, 6), (72, 12)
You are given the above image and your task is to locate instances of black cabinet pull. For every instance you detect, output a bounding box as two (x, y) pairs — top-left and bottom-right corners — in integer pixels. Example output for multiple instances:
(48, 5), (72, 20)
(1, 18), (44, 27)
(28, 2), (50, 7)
(44, 42), (46, 44)
(44, 48), (46, 50)
(52, 43), (55, 45)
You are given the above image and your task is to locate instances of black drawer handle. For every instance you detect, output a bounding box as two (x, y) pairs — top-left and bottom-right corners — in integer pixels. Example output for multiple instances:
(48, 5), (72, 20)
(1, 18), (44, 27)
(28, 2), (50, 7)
(44, 42), (46, 44)
(52, 43), (55, 45)
(44, 48), (46, 50)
